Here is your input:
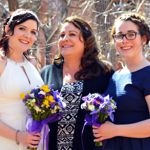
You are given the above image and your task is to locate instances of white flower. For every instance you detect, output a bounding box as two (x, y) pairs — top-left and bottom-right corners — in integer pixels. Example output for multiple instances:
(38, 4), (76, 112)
(29, 93), (35, 98)
(88, 104), (95, 111)
(34, 106), (41, 112)
(38, 90), (46, 95)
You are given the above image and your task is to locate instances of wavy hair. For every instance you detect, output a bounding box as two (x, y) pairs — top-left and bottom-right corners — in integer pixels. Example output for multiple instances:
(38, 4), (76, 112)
(111, 13), (150, 45)
(0, 9), (40, 57)
(54, 16), (111, 80)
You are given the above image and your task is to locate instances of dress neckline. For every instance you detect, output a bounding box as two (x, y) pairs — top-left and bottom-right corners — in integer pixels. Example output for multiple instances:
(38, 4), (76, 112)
(7, 57), (28, 67)
(122, 65), (150, 74)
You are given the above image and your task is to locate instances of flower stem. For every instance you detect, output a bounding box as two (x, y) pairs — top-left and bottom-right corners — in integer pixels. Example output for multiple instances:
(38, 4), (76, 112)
(95, 141), (102, 147)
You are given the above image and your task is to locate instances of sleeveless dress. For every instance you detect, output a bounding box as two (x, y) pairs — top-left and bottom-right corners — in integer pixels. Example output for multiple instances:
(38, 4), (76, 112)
(103, 66), (150, 150)
(0, 58), (44, 150)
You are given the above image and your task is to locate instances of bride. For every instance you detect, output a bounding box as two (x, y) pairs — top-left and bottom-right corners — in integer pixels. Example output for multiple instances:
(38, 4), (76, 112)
(0, 9), (44, 150)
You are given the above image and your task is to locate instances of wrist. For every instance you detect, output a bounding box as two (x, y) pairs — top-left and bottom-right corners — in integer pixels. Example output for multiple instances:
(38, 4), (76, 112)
(115, 124), (122, 136)
(15, 130), (20, 145)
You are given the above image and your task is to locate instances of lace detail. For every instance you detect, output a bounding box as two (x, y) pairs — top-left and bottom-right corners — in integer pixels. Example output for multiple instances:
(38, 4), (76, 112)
(57, 81), (83, 150)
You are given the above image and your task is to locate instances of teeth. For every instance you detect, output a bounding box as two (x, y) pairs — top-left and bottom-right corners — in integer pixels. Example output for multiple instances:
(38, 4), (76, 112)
(19, 39), (29, 44)
(62, 45), (72, 48)
(122, 47), (131, 50)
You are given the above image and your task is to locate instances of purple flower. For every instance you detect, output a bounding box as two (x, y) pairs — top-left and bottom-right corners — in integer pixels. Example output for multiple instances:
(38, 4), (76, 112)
(81, 93), (117, 147)
(21, 85), (66, 150)
(21, 85), (66, 121)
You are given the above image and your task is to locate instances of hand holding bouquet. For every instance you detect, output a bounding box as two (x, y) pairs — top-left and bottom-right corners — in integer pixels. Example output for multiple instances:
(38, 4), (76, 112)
(21, 85), (66, 150)
(81, 93), (117, 146)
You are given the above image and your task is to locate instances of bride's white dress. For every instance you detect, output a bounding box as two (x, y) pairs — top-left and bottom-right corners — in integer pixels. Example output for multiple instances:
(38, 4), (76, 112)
(0, 58), (44, 150)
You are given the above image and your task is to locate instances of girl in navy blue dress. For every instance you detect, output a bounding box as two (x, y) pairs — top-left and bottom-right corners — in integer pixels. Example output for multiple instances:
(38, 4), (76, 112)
(93, 13), (150, 150)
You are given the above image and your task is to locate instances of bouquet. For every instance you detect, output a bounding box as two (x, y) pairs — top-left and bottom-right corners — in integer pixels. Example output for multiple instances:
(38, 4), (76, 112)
(20, 85), (66, 150)
(81, 93), (117, 147)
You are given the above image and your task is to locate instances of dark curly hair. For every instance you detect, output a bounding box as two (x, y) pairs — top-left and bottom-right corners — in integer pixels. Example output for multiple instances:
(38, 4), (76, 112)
(54, 16), (111, 80)
(111, 13), (150, 45)
(0, 9), (40, 56)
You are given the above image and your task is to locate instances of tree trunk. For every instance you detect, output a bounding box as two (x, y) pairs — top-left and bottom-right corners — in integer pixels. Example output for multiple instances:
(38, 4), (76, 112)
(7, 0), (19, 11)
(37, 0), (49, 67)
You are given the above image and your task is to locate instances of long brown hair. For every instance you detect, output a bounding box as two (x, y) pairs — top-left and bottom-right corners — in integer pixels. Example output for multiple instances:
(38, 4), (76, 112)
(54, 16), (111, 80)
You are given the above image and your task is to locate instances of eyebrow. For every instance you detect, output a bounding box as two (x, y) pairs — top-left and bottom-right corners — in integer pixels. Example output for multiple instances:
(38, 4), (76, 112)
(60, 30), (79, 34)
(69, 30), (78, 33)
(18, 24), (38, 31)
(116, 30), (138, 34)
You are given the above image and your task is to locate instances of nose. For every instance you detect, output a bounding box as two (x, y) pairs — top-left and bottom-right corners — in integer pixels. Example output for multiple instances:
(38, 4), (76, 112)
(24, 31), (32, 38)
(122, 35), (128, 43)
(62, 34), (69, 41)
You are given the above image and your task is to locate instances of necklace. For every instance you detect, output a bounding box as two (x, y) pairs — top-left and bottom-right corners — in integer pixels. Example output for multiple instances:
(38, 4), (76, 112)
(8, 57), (31, 84)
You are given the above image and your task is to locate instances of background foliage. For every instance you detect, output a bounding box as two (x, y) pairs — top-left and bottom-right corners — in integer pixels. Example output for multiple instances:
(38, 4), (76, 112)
(0, 0), (150, 69)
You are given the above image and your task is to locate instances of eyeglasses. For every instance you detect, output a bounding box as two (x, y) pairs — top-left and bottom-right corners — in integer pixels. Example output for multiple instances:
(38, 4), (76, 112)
(113, 31), (140, 42)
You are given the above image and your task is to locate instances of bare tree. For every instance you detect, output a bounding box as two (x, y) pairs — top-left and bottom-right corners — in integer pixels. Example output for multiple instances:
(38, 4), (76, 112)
(36, 0), (49, 67)
(1, 0), (150, 67)
(7, 0), (19, 11)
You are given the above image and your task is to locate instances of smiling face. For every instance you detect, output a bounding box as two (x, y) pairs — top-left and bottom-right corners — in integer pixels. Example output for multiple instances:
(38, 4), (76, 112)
(114, 20), (146, 60)
(58, 22), (85, 59)
(8, 19), (38, 53)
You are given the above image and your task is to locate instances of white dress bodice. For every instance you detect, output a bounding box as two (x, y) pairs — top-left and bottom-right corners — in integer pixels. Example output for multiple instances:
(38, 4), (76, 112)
(0, 58), (44, 150)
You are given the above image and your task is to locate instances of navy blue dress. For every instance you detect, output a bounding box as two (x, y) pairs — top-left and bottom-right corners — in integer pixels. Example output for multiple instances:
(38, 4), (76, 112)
(103, 66), (150, 150)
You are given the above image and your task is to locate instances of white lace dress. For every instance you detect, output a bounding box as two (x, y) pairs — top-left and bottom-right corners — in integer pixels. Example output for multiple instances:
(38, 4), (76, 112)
(0, 58), (44, 150)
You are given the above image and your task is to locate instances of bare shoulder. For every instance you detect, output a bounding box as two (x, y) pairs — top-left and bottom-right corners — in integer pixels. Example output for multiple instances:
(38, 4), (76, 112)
(0, 54), (7, 75)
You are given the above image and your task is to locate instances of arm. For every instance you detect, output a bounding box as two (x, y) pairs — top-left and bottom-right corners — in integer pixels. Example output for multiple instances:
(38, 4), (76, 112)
(0, 58), (41, 148)
(0, 56), (6, 75)
(0, 121), (17, 142)
(0, 121), (41, 148)
(93, 95), (150, 142)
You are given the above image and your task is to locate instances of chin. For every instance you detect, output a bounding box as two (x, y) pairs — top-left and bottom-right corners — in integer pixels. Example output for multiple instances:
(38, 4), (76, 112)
(21, 47), (30, 52)
(61, 52), (72, 56)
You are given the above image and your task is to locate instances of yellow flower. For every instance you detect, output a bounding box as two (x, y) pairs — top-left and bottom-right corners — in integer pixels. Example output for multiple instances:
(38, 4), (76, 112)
(46, 95), (55, 103)
(42, 99), (50, 108)
(27, 91), (30, 94)
(20, 93), (25, 99)
(40, 85), (50, 93)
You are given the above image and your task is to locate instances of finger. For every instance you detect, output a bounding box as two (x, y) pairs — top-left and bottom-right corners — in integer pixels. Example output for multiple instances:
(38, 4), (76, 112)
(30, 133), (41, 139)
(94, 137), (103, 142)
(31, 140), (40, 145)
(93, 129), (100, 134)
(33, 132), (41, 136)
(31, 133), (41, 138)
(94, 136), (109, 142)
(92, 126), (99, 129)
(94, 133), (101, 138)
(28, 140), (40, 148)
(32, 136), (41, 141)
(33, 135), (41, 139)
(31, 139), (41, 143)
(28, 143), (38, 149)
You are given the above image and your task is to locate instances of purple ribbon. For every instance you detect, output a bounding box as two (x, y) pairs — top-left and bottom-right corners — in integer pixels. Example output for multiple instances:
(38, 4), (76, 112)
(84, 114), (101, 127)
(26, 113), (62, 150)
